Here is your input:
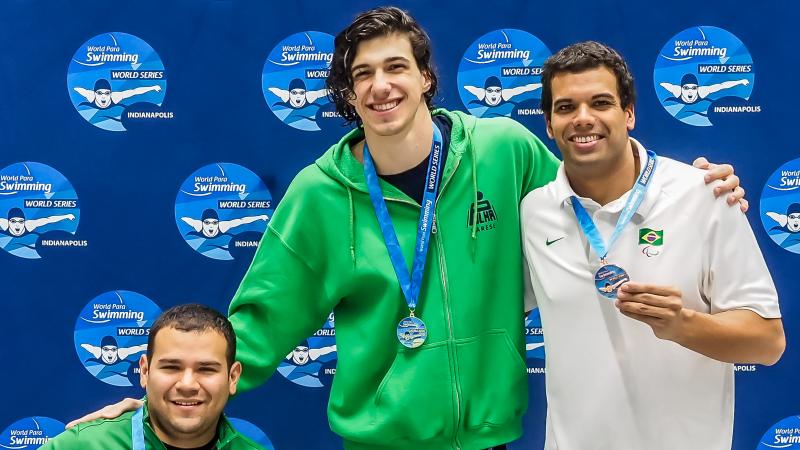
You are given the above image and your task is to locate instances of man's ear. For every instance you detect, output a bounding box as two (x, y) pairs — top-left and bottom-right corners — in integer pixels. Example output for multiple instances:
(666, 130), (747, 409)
(422, 70), (432, 94)
(139, 354), (149, 389)
(228, 361), (243, 395)
(626, 104), (636, 131)
(545, 115), (555, 139)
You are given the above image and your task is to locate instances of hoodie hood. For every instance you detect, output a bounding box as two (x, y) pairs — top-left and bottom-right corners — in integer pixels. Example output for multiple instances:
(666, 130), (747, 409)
(315, 109), (477, 196)
(314, 109), (482, 262)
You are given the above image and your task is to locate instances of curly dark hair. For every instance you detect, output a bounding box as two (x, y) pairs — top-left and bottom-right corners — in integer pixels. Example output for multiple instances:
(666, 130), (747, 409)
(540, 41), (636, 119)
(327, 6), (438, 125)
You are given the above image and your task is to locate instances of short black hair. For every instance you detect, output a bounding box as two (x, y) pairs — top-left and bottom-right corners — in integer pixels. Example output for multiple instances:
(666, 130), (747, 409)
(327, 6), (438, 125)
(541, 41), (636, 119)
(147, 304), (236, 368)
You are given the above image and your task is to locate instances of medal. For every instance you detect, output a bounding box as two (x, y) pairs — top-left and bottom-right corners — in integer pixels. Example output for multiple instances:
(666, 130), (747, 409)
(397, 315), (428, 349)
(594, 263), (630, 299)
(571, 149), (657, 300)
(363, 123), (444, 348)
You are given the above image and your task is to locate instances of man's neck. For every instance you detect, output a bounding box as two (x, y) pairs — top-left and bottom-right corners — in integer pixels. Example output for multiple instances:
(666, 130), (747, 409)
(148, 413), (220, 449)
(353, 107), (434, 175)
(566, 139), (640, 206)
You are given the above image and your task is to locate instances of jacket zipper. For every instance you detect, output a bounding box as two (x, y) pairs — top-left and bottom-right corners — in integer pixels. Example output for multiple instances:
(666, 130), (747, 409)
(434, 157), (463, 450)
(383, 155), (464, 449)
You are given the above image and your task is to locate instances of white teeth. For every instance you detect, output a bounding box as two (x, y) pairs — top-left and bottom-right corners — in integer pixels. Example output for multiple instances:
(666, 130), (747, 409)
(373, 100), (399, 111)
(174, 401), (200, 406)
(573, 135), (600, 143)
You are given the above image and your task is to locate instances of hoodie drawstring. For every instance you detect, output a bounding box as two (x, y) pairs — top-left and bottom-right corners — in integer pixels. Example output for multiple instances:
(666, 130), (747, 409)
(347, 186), (356, 267)
(469, 127), (478, 261)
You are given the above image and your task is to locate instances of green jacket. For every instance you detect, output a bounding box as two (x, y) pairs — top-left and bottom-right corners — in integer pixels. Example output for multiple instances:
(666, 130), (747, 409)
(229, 109), (559, 450)
(39, 402), (262, 450)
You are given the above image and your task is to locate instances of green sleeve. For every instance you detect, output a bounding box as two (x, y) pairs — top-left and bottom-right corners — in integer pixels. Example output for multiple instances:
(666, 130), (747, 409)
(228, 225), (339, 392)
(520, 128), (560, 196)
(39, 427), (80, 450)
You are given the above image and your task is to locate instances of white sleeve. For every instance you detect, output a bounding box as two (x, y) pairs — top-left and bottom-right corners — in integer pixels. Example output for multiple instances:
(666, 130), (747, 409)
(523, 254), (537, 312)
(702, 192), (781, 318)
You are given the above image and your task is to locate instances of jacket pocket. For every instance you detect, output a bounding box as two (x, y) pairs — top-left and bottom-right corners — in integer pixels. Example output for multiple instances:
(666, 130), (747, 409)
(454, 329), (528, 429)
(372, 341), (454, 441)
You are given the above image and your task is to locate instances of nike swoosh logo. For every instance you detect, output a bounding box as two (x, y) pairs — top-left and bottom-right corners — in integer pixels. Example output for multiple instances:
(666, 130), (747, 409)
(546, 237), (565, 246)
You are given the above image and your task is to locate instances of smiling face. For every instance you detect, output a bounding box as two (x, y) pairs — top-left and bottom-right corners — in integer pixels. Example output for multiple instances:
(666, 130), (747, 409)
(546, 66), (635, 177)
(348, 32), (431, 138)
(140, 327), (241, 448)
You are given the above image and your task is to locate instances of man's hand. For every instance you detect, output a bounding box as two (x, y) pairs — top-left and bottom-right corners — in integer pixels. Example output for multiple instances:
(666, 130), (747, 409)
(692, 157), (748, 212)
(65, 398), (143, 428)
(615, 282), (689, 342)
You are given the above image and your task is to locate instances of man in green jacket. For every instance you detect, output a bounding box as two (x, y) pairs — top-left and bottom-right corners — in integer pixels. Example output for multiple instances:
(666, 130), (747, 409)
(43, 304), (263, 450)
(68, 7), (743, 450)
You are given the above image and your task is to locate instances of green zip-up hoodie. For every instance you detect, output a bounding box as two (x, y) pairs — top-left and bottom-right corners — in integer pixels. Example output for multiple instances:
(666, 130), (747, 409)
(229, 109), (559, 450)
(39, 400), (263, 449)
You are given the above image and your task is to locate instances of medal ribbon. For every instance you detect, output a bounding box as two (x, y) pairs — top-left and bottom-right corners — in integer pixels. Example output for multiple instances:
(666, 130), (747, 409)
(362, 123), (444, 312)
(131, 406), (145, 450)
(570, 150), (657, 261)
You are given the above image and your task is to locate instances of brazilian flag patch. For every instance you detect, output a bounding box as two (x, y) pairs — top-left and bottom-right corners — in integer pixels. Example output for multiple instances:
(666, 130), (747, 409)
(639, 228), (663, 246)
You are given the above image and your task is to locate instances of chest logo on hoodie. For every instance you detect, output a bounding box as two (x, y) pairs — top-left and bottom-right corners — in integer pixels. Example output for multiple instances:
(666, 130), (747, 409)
(467, 191), (497, 232)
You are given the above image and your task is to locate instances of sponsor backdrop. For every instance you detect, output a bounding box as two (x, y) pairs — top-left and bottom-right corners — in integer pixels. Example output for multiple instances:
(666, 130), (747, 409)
(1, 0), (797, 448)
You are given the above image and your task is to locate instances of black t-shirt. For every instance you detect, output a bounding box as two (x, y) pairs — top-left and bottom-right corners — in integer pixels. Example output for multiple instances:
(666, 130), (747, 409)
(379, 115), (452, 205)
(163, 429), (219, 450)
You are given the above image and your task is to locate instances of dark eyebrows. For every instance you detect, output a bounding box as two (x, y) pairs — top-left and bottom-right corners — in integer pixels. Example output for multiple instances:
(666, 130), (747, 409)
(351, 56), (410, 75)
(592, 93), (616, 102)
(155, 358), (222, 368)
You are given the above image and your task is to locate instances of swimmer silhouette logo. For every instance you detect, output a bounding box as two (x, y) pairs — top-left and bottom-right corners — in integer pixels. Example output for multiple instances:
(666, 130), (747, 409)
(0, 417), (64, 449)
(67, 32), (170, 132)
(760, 157), (800, 254)
(262, 31), (342, 131)
(175, 163), (273, 261)
(457, 29), (551, 123)
(278, 312), (337, 388)
(0, 162), (85, 259)
(654, 26), (758, 127)
(73, 290), (161, 387)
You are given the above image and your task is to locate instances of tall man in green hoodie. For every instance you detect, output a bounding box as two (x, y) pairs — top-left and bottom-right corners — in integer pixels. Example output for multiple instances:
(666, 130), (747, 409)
(68, 7), (744, 450)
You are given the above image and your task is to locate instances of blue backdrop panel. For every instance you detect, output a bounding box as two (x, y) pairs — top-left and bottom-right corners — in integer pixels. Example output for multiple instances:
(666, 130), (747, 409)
(1, 1), (797, 449)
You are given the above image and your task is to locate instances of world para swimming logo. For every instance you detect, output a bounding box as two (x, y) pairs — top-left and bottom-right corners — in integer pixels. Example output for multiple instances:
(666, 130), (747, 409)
(262, 31), (343, 131)
(0, 162), (86, 259)
(277, 312), (337, 388)
(174, 163), (273, 261)
(457, 29), (551, 124)
(73, 290), (161, 387)
(760, 157), (800, 254)
(654, 26), (757, 127)
(757, 415), (800, 449)
(67, 32), (171, 132)
(0, 416), (64, 449)
(525, 309), (545, 375)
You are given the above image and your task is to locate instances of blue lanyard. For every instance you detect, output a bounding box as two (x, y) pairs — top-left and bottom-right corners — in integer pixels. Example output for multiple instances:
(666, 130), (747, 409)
(131, 406), (145, 450)
(362, 124), (444, 311)
(570, 150), (657, 261)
